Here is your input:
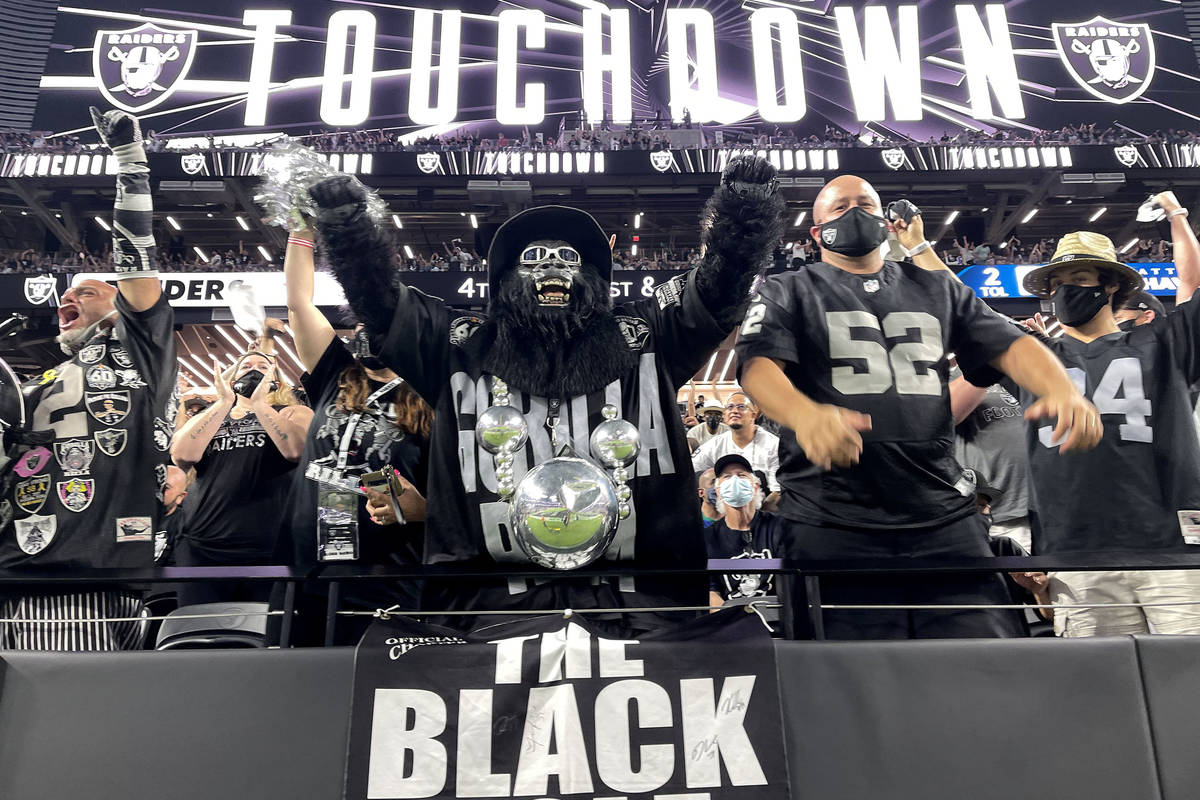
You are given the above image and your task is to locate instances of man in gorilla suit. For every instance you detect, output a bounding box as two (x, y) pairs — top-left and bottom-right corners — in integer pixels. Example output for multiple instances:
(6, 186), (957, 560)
(310, 158), (783, 630)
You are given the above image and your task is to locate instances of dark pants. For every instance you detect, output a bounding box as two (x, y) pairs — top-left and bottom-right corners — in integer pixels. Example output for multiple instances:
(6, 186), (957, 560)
(784, 513), (1026, 640)
(173, 538), (274, 607)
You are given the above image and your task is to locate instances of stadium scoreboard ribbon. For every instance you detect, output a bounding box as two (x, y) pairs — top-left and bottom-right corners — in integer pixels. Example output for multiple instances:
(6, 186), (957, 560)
(345, 611), (790, 800)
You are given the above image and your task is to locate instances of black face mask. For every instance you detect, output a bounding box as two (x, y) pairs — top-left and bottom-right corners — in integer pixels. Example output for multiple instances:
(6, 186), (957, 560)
(817, 207), (889, 258)
(1051, 284), (1110, 327)
(232, 369), (279, 398)
(1118, 318), (1138, 333)
(705, 416), (721, 431)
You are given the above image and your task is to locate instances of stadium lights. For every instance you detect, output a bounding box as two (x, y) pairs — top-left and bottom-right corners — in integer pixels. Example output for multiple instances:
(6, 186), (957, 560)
(392, 214), (403, 229)
(403, 245), (414, 259)
(236, 215), (250, 231)
(214, 325), (243, 353)
(634, 213), (642, 229)
(94, 216), (111, 231)
(794, 211), (806, 226)
(1120, 237), (1139, 254)
(998, 240), (1008, 250)
(470, 214), (478, 229)
(943, 210), (959, 226)
(981, 207), (989, 212)
(700, 351), (718, 383)
(1065, 199), (1073, 205)
(631, 244), (638, 256)
(166, 216), (181, 231)
(20, 211), (27, 216)
(193, 246), (209, 262)
(206, 212), (214, 218)
(1089, 207), (1107, 222)
(1021, 208), (1039, 224)
(257, 245), (272, 262)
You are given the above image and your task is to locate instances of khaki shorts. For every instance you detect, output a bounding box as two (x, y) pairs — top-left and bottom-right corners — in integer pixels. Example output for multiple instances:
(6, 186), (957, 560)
(1050, 570), (1200, 637)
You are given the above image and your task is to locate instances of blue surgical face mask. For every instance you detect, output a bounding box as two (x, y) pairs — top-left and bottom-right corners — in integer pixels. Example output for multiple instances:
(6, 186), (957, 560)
(718, 475), (755, 508)
(704, 487), (719, 506)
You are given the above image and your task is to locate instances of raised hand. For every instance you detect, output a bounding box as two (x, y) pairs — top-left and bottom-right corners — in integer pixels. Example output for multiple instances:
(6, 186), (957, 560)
(309, 175), (368, 227)
(89, 106), (142, 152)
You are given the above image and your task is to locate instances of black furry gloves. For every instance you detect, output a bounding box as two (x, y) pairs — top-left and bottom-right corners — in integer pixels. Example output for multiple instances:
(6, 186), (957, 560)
(309, 175), (399, 340)
(695, 156), (786, 329)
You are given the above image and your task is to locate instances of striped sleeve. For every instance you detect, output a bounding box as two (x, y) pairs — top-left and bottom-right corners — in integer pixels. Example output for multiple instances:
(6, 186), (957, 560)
(111, 142), (157, 279)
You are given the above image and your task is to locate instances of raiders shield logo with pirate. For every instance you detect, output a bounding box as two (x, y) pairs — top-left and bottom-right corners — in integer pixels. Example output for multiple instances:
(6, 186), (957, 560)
(1052, 16), (1156, 104)
(23, 275), (57, 305)
(91, 22), (198, 112)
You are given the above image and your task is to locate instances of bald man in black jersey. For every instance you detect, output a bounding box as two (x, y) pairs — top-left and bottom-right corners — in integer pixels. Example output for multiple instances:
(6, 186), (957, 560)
(736, 174), (1100, 640)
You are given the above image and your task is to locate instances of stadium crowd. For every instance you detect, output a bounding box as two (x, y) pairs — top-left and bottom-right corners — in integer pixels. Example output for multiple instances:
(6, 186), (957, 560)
(6, 120), (1200, 156)
(4, 108), (1200, 653)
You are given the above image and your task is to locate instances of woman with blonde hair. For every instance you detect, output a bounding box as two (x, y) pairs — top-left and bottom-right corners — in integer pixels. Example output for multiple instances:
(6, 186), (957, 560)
(276, 224), (431, 643)
(170, 343), (314, 605)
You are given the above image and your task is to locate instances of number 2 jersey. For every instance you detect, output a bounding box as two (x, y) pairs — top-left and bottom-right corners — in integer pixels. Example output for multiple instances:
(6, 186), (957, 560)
(998, 303), (1200, 554)
(1, 293), (177, 569)
(735, 259), (1024, 529)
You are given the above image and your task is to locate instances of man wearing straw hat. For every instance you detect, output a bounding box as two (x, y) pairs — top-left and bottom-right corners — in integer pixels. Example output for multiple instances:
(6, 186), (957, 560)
(1009, 194), (1200, 636)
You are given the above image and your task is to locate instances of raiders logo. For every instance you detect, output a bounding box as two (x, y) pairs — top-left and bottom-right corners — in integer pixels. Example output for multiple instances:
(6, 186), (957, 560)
(862, 279), (881, 294)
(15, 514), (56, 555)
(615, 316), (650, 351)
(14, 446), (51, 478)
(449, 315), (484, 347)
(57, 478), (95, 513)
(416, 153), (442, 174)
(94, 427), (129, 457)
(154, 530), (168, 562)
(654, 274), (687, 311)
(116, 516), (153, 543)
(649, 151), (675, 173)
(78, 342), (106, 365)
(1114, 145), (1140, 168)
(86, 390), (131, 425)
(15, 475), (50, 514)
(87, 364), (118, 390)
(153, 418), (172, 451)
(92, 22), (198, 112)
(55, 438), (96, 476)
(116, 368), (147, 389)
(881, 148), (906, 170)
(821, 227), (838, 246)
(180, 153), (206, 175)
(110, 347), (134, 368)
(1052, 17), (1156, 104)
(23, 275), (56, 305)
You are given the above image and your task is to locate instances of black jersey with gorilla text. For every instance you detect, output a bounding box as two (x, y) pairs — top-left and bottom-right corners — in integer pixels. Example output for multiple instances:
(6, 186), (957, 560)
(379, 271), (723, 614)
(735, 260), (1025, 529)
(999, 302), (1200, 554)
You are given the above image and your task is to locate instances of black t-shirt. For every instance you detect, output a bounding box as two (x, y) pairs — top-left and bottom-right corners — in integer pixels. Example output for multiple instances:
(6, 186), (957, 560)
(180, 404), (297, 560)
(282, 338), (427, 569)
(1, 293), (177, 569)
(378, 270), (724, 612)
(735, 260), (1025, 529)
(993, 303), (1200, 554)
(703, 512), (786, 600)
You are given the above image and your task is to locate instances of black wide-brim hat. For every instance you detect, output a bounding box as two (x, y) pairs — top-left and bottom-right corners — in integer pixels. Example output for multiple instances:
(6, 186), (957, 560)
(486, 205), (612, 289)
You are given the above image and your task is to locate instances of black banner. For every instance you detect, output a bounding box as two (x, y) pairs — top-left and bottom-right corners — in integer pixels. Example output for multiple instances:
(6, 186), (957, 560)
(5, 142), (1200, 181)
(345, 612), (789, 800)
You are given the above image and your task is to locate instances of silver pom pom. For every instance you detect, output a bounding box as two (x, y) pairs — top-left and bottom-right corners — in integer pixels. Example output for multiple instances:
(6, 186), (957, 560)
(255, 138), (387, 229)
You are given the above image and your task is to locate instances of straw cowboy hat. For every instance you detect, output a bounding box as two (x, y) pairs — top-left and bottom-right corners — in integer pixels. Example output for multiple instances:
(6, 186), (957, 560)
(1021, 231), (1145, 307)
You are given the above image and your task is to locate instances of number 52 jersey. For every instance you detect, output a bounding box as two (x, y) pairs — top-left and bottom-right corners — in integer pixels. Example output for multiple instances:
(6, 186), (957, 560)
(735, 260), (1024, 530)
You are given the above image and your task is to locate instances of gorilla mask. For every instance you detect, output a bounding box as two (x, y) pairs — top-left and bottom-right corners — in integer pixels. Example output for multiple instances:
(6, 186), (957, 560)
(493, 238), (611, 341)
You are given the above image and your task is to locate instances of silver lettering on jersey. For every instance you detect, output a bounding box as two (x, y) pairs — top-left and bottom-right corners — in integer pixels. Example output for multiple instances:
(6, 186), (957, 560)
(1040, 360), (1152, 447)
(452, 371), (479, 493)
(634, 353), (675, 477)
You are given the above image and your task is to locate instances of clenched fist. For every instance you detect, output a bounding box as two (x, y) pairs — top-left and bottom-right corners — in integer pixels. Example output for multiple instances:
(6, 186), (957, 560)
(720, 155), (778, 200)
(309, 175), (368, 227)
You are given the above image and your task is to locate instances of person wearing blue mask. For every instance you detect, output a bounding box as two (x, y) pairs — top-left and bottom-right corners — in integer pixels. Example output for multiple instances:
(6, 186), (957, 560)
(696, 468), (723, 528)
(703, 454), (785, 609)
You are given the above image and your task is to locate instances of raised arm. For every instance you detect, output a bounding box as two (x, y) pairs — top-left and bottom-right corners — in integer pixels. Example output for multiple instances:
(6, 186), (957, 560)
(283, 227), (335, 371)
(90, 107), (161, 311)
(1157, 192), (1200, 304)
(693, 157), (785, 330)
(894, 212), (955, 275)
(171, 360), (234, 470)
(309, 176), (399, 343)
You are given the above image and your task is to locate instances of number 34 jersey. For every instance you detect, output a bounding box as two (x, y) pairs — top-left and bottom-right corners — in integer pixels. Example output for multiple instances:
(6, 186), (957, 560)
(0, 293), (177, 569)
(1011, 308), (1200, 554)
(735, 260), (1023, 530)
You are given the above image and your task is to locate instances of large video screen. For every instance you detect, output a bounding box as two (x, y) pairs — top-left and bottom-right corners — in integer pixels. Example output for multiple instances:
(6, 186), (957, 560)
(32, 1), (1200, 140)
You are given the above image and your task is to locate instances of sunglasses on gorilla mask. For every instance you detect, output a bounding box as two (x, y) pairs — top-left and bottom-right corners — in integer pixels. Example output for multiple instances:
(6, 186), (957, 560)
(519, 245), (582, 265)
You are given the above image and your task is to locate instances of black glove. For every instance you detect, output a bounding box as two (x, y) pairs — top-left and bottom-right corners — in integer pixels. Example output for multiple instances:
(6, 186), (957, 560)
(720, 155), (778, 200)
(309, 175), (368, 227)
(89, 106), (142, 151)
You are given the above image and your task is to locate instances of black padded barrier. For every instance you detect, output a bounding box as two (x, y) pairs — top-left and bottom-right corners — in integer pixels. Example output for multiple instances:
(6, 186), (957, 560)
(1, 636), (1195, 800)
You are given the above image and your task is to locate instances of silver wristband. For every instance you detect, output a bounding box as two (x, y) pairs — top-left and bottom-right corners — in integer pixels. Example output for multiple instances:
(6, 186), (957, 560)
(906, 241), (932, 257)
(1168, 208), (1189, 219)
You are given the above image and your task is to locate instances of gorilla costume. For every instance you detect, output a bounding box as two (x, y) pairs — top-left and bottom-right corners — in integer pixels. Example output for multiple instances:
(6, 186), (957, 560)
(311, 157), (783, 631)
